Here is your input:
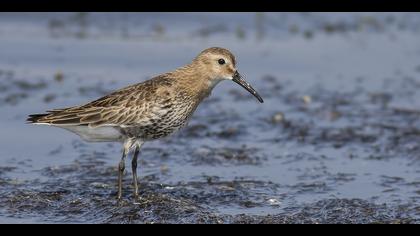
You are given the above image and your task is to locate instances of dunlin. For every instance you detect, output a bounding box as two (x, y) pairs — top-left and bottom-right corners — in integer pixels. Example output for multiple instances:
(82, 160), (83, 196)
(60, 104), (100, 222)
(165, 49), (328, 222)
(28, 47), (263, 200)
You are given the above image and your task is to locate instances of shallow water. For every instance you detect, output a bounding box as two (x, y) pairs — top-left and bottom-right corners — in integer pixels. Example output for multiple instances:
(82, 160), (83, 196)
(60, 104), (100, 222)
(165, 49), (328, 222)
(0, 13), (419, 223)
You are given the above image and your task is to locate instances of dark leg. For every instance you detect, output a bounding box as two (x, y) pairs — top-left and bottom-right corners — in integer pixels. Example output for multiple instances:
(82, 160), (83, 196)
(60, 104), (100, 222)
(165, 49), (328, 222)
(132, 146), (140, 198)
(117, 150), (127, 201)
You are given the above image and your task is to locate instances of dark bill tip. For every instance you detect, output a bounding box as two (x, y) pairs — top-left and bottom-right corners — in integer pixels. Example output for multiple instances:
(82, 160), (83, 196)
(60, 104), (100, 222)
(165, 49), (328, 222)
(232, 71), (264, 103)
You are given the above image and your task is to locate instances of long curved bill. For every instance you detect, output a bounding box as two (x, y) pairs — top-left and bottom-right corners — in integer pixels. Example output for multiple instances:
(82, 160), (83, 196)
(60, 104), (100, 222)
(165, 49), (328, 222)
(232, 71), (264, 103)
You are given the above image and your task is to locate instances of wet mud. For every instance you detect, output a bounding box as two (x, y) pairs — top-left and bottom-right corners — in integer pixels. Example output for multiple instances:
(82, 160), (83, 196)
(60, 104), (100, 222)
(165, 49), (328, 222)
(0, 13), (419, 223)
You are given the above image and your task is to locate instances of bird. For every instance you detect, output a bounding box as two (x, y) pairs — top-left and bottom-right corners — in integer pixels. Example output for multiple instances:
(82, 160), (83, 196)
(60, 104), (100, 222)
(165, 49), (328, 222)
(27, 47), (264, 200)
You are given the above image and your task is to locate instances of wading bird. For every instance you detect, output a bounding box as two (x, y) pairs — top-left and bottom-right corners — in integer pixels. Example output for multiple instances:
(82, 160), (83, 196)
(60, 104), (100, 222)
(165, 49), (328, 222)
(28, 47), (263, 200)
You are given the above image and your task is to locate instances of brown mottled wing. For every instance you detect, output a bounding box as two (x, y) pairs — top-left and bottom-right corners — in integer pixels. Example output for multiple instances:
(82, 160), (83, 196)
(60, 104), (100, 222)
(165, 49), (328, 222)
(29, 75), (174, 127)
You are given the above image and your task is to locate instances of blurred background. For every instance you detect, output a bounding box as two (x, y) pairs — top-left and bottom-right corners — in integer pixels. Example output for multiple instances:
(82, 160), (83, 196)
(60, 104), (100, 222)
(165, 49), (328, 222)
(0, 13), (419, 223)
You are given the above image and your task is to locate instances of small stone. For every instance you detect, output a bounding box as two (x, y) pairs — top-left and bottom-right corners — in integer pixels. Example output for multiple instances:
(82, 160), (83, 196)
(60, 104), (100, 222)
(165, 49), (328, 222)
(43, 94), (56, 103)
(302, 95), (312, 104)
(54, 71), (64, 82)
(271, 112), (285, 123)
(218, 185), (236, 191)
(267, 198), (281, 206)
(160, 164), (169, 173)
(90, 182), (109, 188)
(303, 30), (314, 39)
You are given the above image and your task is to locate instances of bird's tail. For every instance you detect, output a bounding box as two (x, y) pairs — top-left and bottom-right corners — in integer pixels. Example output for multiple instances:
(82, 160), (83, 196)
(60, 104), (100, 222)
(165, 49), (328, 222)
(27, 113), (48, 124)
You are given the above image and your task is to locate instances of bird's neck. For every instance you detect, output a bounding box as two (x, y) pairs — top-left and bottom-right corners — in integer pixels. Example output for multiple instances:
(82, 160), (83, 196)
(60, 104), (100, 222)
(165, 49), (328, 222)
(174, 63), (219, 96)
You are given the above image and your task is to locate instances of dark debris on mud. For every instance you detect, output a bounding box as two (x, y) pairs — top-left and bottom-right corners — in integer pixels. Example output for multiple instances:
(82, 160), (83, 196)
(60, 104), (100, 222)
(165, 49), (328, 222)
(229, 199), (417, 224)
(190, 146), (265, 166)
(1, 176), (417, 223)
(0, 159), (269, 223)
(0, 70), (116, 108)
(262, 81), (420, 163)
(0, 71), (48, 106)
(0, 153), (418, 224)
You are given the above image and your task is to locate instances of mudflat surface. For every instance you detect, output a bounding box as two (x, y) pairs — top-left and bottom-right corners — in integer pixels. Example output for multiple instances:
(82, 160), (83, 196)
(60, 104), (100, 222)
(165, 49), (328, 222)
(0, 13), (419, 223)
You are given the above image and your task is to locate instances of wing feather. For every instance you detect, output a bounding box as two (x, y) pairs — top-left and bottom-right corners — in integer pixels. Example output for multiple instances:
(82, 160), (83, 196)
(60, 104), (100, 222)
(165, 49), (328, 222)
(28, 75), (175, 128)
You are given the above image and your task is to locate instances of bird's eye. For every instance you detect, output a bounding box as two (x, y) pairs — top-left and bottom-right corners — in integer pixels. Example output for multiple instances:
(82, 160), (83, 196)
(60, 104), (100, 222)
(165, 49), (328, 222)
(218, 59), (225, 65)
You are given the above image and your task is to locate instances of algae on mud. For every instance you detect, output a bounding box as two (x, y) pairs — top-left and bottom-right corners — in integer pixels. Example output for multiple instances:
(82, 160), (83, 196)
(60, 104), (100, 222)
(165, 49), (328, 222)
(0, 13), (419, 223)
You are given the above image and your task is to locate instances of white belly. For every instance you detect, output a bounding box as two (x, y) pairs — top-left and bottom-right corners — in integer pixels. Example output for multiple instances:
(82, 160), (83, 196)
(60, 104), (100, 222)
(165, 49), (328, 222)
(57, 125), (124, 142)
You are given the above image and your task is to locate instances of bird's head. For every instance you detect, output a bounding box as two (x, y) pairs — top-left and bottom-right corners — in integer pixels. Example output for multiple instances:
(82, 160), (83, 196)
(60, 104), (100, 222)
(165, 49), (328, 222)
(192, 47), (264, 103)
